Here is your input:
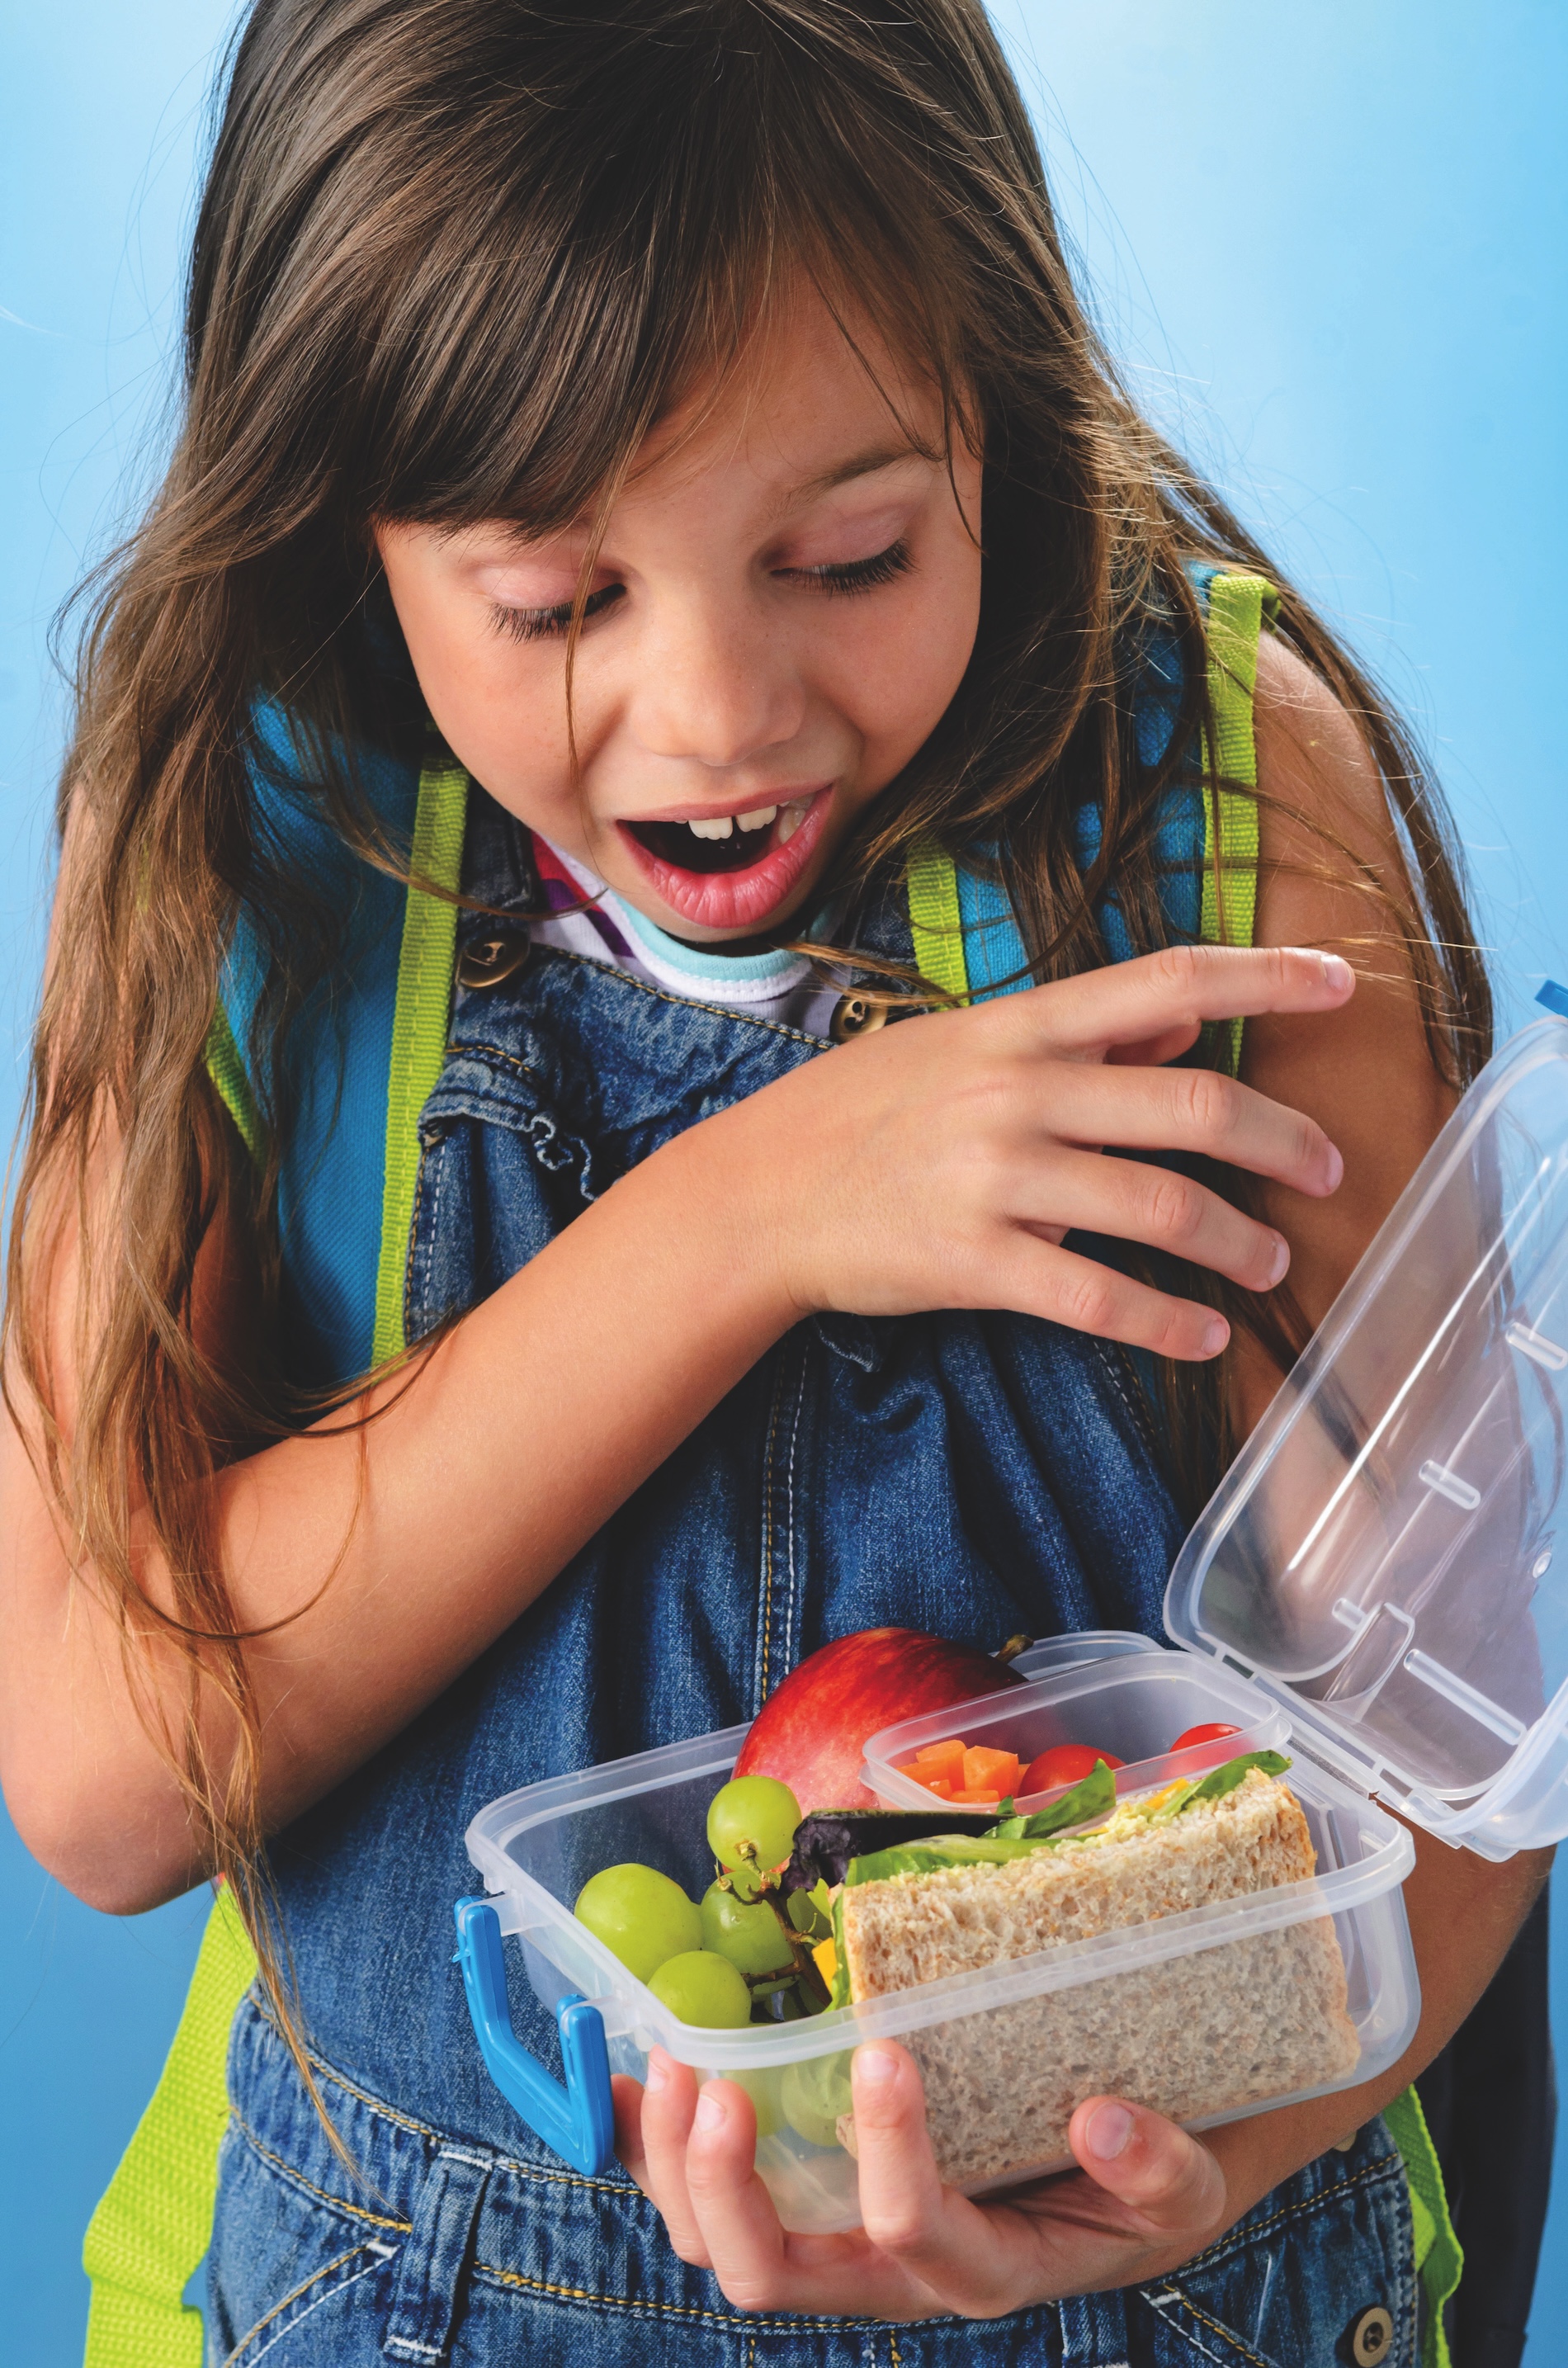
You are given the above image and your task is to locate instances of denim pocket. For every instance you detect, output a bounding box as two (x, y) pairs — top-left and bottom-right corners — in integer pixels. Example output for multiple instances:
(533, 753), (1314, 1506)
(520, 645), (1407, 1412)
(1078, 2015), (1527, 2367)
(1135, 2133), (1415, 2368)
(206, 2117), (404, 2368)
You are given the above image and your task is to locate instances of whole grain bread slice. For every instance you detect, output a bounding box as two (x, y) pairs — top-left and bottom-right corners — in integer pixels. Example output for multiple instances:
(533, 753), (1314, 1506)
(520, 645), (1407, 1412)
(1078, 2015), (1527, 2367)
(837, 1769), (1360, 2186)
(841, 1767), (1318, 1998)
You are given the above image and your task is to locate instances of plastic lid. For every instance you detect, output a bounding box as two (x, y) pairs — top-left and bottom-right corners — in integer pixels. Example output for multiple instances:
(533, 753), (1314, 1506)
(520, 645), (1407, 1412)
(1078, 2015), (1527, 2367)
(1165, 1019), (1568, 1859)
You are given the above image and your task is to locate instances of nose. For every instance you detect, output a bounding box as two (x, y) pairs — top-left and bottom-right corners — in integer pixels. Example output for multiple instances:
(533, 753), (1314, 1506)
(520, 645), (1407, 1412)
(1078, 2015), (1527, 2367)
(627, 593), (806, 771)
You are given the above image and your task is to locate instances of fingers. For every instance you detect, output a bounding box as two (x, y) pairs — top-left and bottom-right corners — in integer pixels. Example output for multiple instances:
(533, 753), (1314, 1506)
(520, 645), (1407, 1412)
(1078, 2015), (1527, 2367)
(1036, 1061), (1344, 1199)
(631, 2049), (713, 2267)
(1016, 1149), (1288, 1296)
(679, 2078), (798, 2308)
(1006, 1241), (1231, 1360)
(848, 2043), (1008, 2306)
(1006, 943), (1354, 1057)
(1067, 2097), (1227, 2244)
(680, 2072), (924, 2318)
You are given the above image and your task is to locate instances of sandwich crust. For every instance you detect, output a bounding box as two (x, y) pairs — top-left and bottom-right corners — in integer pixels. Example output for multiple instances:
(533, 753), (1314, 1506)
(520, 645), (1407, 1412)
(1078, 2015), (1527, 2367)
(837, 1770), (1360, 2186)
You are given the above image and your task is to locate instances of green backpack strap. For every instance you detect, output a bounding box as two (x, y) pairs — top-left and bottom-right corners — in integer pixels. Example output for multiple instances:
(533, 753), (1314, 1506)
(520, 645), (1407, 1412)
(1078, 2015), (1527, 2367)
(88, 757), (466, 2366)
(1384, 2086), (1464, 2368)
(905, 834), (972, 1003)
(82, 1889), (257, 2368)
(372, 751), (468, 1360)
(1198, 568), (1276, 1076)
(905, 568), (1278, 1034)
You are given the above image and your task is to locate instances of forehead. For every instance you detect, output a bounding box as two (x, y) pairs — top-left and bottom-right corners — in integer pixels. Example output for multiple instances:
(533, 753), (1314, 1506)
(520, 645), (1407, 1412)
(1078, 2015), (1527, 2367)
(622, 284), (947, 510)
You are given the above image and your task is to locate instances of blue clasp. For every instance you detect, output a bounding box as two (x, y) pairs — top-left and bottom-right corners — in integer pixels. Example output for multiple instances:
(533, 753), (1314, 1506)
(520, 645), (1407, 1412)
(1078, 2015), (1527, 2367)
(452, 1896), (615, 2176)
(1537, 981), (1568, 1020)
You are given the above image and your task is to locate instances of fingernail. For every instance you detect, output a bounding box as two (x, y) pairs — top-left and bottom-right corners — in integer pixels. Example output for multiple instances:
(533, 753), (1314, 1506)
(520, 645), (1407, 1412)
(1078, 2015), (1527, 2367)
(856, 2047), (899, 2088)
(1084, 2102), (1134, 2161)
(1201, 1316), (1229, 1357)
(1265, 1235), (1289, 1286)
(1324, 1142), (1344, 1191)
(1320, 952), (1353, 992)
(645, 2054), (668, 2094)
(693, 2087), (725, 2133)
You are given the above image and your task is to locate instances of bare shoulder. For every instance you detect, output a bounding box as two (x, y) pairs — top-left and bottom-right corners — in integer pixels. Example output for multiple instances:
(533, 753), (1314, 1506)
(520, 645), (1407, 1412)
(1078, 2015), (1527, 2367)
(1232, 630), (1459, 1415)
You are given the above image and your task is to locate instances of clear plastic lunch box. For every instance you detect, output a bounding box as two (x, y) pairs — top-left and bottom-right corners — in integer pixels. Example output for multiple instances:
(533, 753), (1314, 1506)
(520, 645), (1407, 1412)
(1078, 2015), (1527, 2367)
(455, 1014), (1568, 2231)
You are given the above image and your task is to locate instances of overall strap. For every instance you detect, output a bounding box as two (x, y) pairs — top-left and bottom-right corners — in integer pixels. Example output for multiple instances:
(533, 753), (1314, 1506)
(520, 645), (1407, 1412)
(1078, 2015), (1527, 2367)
(86, 759), (469, 2368)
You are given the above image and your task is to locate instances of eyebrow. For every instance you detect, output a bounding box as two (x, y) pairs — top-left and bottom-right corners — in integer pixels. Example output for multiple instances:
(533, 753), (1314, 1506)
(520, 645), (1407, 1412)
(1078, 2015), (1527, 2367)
(782, 442), (934, 508)
(465, 442), (933, 555)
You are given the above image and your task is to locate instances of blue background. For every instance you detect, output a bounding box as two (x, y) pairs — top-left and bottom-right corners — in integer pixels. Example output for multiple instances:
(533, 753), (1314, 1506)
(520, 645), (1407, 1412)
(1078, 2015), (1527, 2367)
(2, 3), (1565, 2359)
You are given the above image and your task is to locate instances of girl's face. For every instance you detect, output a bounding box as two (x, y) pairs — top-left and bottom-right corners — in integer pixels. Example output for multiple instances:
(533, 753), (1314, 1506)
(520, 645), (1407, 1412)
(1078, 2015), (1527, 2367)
(375, 292), (982, 943)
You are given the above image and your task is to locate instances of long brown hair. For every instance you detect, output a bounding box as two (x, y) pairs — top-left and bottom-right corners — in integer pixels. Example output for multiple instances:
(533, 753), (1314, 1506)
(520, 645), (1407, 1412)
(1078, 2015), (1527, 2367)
(7, 0), (1487, 2070)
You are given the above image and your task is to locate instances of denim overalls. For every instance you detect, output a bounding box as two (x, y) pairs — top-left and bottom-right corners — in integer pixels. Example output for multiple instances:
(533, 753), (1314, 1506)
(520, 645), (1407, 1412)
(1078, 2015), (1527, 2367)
(201, 787), (1419, 2366)
(73, 570), (1439, 2368)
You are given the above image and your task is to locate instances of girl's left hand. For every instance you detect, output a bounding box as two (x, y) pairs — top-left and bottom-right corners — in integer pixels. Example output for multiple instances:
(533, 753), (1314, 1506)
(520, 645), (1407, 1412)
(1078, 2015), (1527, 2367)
(613, 2041), (1228, 2320)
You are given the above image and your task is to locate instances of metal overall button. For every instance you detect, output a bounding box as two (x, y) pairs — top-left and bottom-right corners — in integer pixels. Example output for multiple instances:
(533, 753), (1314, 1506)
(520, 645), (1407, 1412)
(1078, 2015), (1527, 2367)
(829, 990), (887, 1042)
(457, 928), (531, 990)
(1346, 2304), (1394, 2366)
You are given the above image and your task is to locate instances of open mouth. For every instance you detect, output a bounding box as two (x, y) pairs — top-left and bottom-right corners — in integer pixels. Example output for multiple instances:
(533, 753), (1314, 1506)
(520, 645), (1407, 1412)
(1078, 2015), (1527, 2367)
(623, 800), (810, 875)
(617, 792), (829, 931)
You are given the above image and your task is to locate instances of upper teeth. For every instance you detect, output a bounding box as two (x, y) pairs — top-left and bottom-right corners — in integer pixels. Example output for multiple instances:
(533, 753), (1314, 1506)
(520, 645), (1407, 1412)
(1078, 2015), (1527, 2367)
(686, 805), (777, 840)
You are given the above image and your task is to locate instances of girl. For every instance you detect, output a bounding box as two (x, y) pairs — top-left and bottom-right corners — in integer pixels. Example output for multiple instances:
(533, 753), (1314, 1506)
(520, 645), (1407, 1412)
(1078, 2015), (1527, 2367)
(0, 2), (1547, 2362)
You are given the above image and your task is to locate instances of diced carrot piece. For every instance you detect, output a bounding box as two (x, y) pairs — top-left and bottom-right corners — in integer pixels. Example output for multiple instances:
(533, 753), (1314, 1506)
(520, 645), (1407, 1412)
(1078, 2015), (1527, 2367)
(962, 1746), (1023, 1795)
(949, 1789), (1001, 1806)
(912, 1737), (966, 1778)
(920, 1778), (955, 1799)
(897, 1763), (956, 1799)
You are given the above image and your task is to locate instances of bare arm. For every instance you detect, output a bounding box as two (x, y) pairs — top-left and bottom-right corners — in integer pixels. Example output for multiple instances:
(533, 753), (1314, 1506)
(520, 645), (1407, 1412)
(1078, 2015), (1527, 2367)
(2, 920), (1353, 1914)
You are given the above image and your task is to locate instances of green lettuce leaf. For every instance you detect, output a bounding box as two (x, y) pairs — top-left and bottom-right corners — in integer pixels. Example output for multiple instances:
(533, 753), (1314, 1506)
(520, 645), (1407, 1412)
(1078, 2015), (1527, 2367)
(987, 1758), (1117, 1841)
(1174, 1749), (1291, 1811)
(829, 1890), (851, 2010)
(843, 1834), (1048, 1887)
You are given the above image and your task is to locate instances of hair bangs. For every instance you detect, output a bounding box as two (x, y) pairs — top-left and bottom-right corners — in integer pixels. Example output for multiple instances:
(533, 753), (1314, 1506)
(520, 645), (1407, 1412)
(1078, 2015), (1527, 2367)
(308, 6), (985, 541)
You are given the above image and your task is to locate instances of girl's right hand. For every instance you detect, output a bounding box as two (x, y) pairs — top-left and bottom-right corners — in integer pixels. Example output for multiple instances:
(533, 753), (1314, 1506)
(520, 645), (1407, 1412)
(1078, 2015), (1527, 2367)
(695, 941), (1353, 1362)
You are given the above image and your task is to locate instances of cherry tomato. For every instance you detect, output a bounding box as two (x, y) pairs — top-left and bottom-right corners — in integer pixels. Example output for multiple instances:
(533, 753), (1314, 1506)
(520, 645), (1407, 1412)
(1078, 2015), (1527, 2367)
(1022, 1742), (1124, 1793)
(1170, 1723), (1241, 1752)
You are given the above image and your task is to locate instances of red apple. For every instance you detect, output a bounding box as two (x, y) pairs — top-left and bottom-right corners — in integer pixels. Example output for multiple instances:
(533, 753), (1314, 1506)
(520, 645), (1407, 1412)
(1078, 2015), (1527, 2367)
(734, 1628), (1026, 1812)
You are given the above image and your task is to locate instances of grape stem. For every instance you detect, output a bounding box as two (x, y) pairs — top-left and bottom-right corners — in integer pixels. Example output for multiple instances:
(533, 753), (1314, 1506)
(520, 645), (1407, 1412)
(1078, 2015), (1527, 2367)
(714, 1855), (831, 2011)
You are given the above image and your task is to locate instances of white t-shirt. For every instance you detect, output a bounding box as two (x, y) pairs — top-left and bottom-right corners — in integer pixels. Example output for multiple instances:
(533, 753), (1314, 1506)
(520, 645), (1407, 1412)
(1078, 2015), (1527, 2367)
(530, 836), (845, 1036)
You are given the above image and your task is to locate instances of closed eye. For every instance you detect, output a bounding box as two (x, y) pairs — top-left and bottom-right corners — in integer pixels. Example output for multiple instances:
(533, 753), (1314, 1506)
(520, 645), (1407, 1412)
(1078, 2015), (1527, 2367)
(490, 582), (626, 642)
(778, 538), (914, 596)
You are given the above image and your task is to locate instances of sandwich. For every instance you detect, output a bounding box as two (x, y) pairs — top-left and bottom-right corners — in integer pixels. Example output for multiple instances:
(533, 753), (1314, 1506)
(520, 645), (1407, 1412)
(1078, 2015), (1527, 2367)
(787, 1753), (1360, 2190)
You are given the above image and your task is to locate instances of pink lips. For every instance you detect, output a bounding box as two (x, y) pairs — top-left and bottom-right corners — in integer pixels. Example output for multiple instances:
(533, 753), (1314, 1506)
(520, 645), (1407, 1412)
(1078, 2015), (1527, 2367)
(616, 791), (833, 931)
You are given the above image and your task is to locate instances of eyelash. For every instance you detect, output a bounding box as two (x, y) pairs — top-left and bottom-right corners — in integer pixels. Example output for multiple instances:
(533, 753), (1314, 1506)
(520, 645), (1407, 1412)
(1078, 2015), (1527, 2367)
(489, 537), (915, 642)
(786, 537), (915, 596)
(490, 582), (625, 643)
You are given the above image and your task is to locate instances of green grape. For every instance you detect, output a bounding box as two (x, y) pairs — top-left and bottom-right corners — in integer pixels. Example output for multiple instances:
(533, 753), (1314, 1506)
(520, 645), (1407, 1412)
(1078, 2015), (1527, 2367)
(786, 1888), (830, 1940)
(574, 1864), (701, 1984)
(700, 1881), (796, 1978)
(646, 1949), (753, 2028)
(706, 1776), (801, 1876)
(780, 2052), (853, 2149)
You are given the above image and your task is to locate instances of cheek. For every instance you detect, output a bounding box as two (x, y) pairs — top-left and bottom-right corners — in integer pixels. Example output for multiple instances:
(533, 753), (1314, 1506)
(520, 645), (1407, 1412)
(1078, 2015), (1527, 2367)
(821, 555), (981, 762)
(380, 564), (576, 806)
